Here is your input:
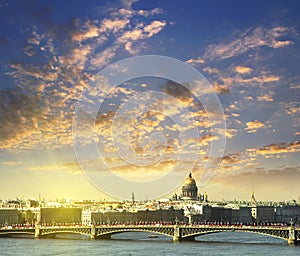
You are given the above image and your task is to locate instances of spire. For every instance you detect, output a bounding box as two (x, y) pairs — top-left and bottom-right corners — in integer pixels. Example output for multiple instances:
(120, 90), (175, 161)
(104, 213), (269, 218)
(189, 172), (192, 178)
(250, 187), (256, 203)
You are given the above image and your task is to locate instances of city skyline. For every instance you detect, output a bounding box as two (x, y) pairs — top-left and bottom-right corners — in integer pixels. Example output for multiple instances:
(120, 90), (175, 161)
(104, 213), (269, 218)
(0, 0), (299, 201)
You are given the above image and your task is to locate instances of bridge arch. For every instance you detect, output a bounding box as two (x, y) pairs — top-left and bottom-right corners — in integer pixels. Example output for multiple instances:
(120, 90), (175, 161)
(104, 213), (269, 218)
(0, 231), (35, 236)
(96, 228), (173, 239)
(40, 230), (91, 238)
(182, 229), (289, 242)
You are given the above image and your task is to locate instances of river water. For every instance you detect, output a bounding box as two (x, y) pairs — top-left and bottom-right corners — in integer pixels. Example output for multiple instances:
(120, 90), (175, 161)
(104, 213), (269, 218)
(0, 232), (299, 255)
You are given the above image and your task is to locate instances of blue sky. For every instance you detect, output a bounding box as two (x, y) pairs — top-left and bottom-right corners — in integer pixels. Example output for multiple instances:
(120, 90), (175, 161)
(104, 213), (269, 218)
(0, 0), (299, 201)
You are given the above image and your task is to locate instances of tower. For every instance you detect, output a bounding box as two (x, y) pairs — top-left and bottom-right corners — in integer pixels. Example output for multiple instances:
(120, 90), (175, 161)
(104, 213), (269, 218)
(250, 187), (256, 204)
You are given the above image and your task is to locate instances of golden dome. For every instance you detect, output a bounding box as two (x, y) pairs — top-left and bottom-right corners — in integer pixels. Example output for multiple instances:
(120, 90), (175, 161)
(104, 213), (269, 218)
(183, 173), (196, 185)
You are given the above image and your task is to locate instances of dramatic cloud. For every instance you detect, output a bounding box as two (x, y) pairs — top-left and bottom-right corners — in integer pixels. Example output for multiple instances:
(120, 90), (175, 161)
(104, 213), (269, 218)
(212, 83), (230, 94)
(101, 18), (130, 33)
(221, 154), (243, 164)
(234, 66), (252, 74)
(2, 3), (167, 151)
(204, 26), (295, 61)
(286, 106), (300, 115)
(198, 134), (219, 146)
(257, 141), (300, 155)
(186, 58), (205, 66)
(202, 67), (219, 74)
(290, 84), (300, 89)
(71, 21), (101, 42)
(245, 120), (265, 133)
(144, 20), (166, 37)
(0, 89), (44, 149)
(257, 94), (274, 102)
(118, 20), (166, 43)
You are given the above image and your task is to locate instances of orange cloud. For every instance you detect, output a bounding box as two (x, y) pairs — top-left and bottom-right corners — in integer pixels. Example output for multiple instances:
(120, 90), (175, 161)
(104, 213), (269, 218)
(213, 83), (230, 94)
(257, 94), (274, 102)
(221, 154), (243, 164)
(186, 58), (205, 66)
(72, 22), (100, 42)
(290, 84), (300, 89)
(144, 20), (166, 36)
(234, 66), (252, 74)
(245, 120), (265, 133)
(101, 18), (130, 33)
(198, 134), (219, 146)
(202, 66), (219, 74)
(286, 106), (300, 115)
(237, 75), (280, 84)
(257, 141), (300, 155)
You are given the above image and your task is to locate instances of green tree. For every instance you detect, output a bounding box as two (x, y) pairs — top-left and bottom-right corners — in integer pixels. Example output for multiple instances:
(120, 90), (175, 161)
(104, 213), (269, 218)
(24, 210), (36, 224)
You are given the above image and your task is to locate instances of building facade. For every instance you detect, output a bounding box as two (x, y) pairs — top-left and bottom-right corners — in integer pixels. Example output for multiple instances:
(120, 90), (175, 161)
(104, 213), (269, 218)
(39, 208), (82, 224)
(0, 209), (20, 225)
(251, 206), (276, 223)
(89, 208), (185, 224)
(275, 205), (300, 224)
(239, 207), (252, 224)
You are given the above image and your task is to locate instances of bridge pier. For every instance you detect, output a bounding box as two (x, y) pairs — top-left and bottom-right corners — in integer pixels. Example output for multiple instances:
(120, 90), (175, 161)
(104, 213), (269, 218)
(90, 226), (95, 239)
(288, 226), (298, 245)
(173, 235), (181, 242)
(288, 238), (297, 245)
(34, 224), (41, 239)
(173, 224), (181, 242)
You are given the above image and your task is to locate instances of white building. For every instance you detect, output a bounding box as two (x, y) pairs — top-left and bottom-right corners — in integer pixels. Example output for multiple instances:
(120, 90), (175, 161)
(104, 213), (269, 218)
(82, 211), (92, 225)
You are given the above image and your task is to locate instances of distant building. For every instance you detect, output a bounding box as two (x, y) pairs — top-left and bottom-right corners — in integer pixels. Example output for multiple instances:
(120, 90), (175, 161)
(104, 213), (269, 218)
(88, 208), (185, 224)
(26, 199), (39, 208)
(82, 211), (92, 225)
(275, 205), (300, 224)
(39, 208), (82, 224)
(0, 208), (20, 225)
(251, 206), (275, 223)
(209, 206), (239, 222)
(186, 204), (252, 224)
(239, 207), (252, 224)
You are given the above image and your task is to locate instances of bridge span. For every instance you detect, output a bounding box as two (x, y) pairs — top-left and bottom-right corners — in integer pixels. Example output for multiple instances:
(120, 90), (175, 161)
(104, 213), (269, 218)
(1, 224), (299, 245)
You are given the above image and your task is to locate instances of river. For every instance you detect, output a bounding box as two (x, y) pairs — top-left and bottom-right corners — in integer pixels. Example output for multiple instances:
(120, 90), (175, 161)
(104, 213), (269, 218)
(0, 232), (299, 255)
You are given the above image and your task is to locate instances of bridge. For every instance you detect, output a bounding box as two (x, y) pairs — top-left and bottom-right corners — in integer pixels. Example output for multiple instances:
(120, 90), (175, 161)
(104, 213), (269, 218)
(0, 224), (299, 245)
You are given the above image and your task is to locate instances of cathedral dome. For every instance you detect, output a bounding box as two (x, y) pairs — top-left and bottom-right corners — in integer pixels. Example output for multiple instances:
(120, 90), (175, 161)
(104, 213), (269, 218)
(183, 173), (196, 186)
(181, 173), (198, 200)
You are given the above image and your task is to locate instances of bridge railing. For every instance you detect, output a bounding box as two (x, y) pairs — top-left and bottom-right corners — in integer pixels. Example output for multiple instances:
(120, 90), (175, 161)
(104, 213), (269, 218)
(2, 222), (299, 230)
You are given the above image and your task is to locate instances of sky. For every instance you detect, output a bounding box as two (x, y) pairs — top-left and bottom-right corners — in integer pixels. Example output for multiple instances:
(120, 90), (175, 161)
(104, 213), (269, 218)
(0, 0), (299, 202)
